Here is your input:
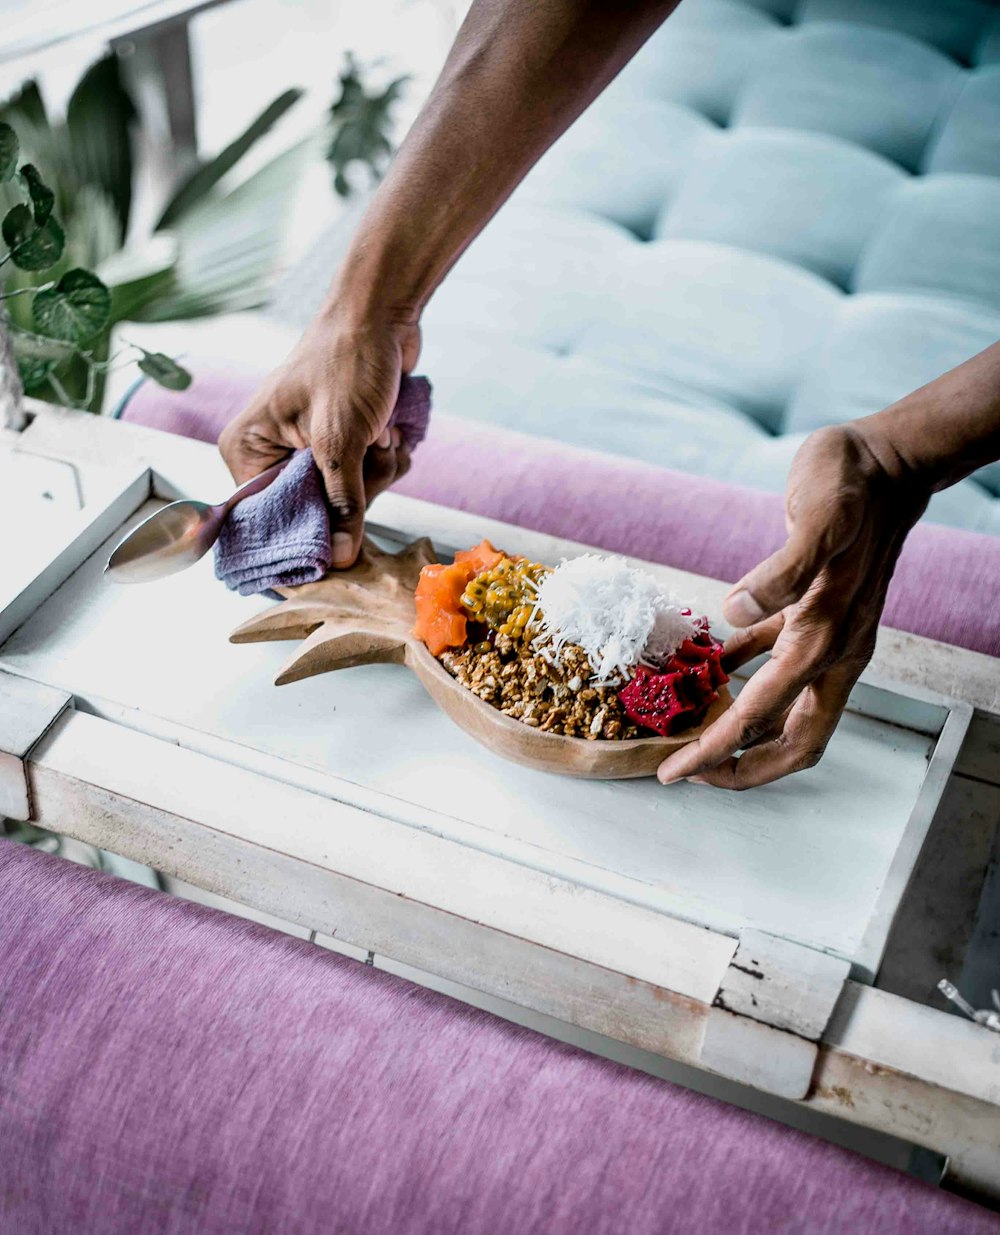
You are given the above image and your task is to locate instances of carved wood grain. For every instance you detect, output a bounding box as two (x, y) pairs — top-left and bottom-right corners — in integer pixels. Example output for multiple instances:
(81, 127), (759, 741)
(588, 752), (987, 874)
(229, 536), (732, 779)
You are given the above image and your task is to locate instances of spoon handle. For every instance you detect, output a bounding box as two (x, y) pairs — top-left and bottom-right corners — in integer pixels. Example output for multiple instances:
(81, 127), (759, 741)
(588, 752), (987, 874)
(218, 459), (290, 516)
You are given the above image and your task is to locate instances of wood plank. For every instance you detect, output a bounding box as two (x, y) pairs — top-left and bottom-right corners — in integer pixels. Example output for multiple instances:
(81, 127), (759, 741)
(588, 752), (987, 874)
(0, 670), (71, 820)
(711, 930), (850, 1039)
(700, 1009), (819, 1101)
(855, 702), (972, 981)
(26, 709), (737, 1003)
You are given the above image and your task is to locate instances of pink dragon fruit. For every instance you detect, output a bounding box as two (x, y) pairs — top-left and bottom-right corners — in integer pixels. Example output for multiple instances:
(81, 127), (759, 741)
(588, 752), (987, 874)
(618, 629), (728, 737)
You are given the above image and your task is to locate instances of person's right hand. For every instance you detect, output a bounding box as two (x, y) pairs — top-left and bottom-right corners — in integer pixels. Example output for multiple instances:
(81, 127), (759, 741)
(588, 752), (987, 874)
(657, 421), (931, 790)
(218, 309), (422, 569)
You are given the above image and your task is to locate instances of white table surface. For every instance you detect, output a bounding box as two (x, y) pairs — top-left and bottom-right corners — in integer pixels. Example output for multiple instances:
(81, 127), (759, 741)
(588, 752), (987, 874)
(1, 494), (937, 970)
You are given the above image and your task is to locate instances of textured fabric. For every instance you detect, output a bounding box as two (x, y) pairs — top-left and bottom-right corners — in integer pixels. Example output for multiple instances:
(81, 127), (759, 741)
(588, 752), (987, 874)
(211, 375), (431, 595)
(214, 449), (331, 594)
(3, 839), (998, 1235)
(122, 374), (1000, 659)
(263, 0), (1000, 535)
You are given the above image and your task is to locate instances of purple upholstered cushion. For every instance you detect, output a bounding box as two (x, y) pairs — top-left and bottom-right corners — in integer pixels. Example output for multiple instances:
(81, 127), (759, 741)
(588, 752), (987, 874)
(122, 368), (1000, 658)
(2, 839), (997, 1235)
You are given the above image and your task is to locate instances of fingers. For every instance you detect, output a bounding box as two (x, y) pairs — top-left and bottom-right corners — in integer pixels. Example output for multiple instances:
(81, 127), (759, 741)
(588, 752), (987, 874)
(723, 427), (872, 628)
(721, 613), (784, 674)
(313, 425), (368, 569)
(687, 666), (857, 790)
(363, 428), (411, 503)
(724, 520), (839, 627)
(657, 635), (826, 785)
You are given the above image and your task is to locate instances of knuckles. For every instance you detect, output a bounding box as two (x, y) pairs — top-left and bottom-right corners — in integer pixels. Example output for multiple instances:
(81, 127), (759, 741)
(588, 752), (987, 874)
(734, 711), (775, 748)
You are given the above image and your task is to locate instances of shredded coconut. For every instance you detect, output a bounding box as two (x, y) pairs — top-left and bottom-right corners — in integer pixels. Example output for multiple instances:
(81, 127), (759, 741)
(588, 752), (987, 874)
(532, 554), (697, 684)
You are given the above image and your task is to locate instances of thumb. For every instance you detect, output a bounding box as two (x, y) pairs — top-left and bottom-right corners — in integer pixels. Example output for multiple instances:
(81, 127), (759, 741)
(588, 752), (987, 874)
(724, 507), (846, 628)
(314, 431), (368, 569)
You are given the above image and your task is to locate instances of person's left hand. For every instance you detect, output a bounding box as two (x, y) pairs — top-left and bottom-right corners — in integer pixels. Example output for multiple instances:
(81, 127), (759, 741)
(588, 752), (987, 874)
(655, 422), (929, 790)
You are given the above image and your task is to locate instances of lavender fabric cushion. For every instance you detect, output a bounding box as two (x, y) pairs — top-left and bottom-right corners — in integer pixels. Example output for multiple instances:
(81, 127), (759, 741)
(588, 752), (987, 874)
(122, 369), (1000, 658)
(3, 840), (997, 1235)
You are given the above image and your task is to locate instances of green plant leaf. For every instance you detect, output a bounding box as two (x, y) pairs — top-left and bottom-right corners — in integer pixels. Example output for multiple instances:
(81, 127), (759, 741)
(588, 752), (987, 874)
(156, 87), (303, 230)
(100, 234), (178, 322)
(2, 202), (34, 250)
(0, 121), (17, 182)
(136, 349), (192, 390)
(140, 138), (312, 320)
(18, 164), (54, 225)
(326, 58), (407, 198)
(65, 55), (135, 238)
(33, 268), (110, 342)
(16, 353), (57, 392)
(9, 215), (64, 271)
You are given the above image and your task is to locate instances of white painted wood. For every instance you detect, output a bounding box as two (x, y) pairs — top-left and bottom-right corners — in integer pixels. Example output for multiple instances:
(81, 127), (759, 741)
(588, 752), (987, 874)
(0, 497), (948, 973)
(700, 930), (850, 1099)
(0, 670), (71, 820)
(710, 929), (851, 1040)
(855, 701), (973, 981)
(26, 709), (736, 1003)
(825, 983), (1000, 1110)
(0, 467), (152, 644)
(700, 1008), (819, 1101)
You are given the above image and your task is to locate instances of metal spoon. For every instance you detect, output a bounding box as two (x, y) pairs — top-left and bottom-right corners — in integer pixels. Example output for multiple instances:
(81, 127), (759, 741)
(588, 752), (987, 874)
(105, 459), (289, 584)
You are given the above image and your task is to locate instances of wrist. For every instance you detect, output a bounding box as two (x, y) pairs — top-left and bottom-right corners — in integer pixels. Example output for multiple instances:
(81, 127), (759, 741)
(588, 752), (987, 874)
(851, 410), (938, 493)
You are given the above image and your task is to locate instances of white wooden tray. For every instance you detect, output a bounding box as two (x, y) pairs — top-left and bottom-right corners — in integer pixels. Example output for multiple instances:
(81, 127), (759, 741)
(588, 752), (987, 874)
(0, 483), (970, 984)
(1, 417), (997, 1196)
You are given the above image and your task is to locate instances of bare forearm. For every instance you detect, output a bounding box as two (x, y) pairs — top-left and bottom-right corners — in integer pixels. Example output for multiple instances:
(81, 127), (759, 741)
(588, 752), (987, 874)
(332, 0), (679, 324)
(859, 341), (1000, 491)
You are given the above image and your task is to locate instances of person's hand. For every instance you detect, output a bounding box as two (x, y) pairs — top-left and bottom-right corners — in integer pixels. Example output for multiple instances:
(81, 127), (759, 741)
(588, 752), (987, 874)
(656, 422), (930, 790)
(218, 309), (421, 569)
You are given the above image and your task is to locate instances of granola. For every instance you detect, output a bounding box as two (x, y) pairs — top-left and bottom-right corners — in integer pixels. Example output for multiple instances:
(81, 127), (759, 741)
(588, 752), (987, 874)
(439, 635), (643, 741)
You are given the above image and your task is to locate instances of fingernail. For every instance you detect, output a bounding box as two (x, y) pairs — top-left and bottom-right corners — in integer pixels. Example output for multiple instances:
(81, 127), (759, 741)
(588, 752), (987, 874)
(390, 427), (403, 449)
(376, 428), (391, 449)
(686, 775), (708, 785)
(658, 764), (682, 785)
(332, 532), (354, 566)
(725, 589), (766, 627)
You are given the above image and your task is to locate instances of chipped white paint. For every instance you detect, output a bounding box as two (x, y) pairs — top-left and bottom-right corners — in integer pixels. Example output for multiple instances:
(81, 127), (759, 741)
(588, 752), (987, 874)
(710, 930), (851, 1040)
(700, 930), (851, 1100)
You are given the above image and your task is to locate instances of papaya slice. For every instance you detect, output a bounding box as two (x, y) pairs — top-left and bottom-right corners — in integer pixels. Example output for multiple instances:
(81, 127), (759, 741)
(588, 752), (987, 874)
(414, 561), (474, 655)
(454, 538), (506, 575)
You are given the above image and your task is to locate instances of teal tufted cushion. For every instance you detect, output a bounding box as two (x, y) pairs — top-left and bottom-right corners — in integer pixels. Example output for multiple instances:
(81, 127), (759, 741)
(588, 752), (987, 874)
(412, 0), (1000, 535)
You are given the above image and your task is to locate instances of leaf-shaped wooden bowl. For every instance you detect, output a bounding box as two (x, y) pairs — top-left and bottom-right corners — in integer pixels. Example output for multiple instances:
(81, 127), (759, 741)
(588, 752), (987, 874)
(229, 536), (732, 779)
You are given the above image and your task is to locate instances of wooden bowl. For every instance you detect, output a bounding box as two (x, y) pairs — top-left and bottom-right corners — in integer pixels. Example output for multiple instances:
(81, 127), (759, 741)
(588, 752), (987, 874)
(229, 536), (732, 780)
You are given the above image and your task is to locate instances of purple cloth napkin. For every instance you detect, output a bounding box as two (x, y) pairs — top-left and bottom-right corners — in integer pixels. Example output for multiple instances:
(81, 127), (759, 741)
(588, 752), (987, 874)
(214, 375), (431, 595)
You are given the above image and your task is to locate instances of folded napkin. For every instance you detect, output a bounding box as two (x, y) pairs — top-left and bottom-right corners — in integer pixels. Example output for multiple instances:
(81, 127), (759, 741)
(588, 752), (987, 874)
(215, 376), (431, 595)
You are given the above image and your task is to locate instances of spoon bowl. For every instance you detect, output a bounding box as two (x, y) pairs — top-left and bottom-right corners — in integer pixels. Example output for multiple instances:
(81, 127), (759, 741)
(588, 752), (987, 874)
(105, 460), (288, 584)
